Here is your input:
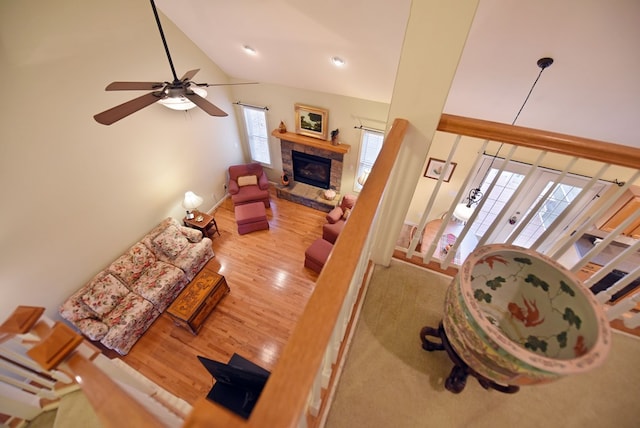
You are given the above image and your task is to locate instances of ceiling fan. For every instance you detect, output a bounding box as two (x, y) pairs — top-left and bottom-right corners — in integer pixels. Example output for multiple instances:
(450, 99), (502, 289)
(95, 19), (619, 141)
(94, 0), (256, 125)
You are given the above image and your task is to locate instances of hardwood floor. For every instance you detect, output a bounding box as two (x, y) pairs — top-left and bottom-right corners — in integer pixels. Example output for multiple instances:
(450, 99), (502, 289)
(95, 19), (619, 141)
(121, 189), (327, 404)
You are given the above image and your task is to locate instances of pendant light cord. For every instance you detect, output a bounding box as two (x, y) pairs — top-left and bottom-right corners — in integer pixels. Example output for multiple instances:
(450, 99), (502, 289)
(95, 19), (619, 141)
(488, 57), (554, 168)
(468, 58), (554, 206)
(511, 58), (552, 125)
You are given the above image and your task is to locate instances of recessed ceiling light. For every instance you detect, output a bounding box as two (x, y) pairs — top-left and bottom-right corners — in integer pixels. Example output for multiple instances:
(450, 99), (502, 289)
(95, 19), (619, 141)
(331, 56), (346, 67)
(243, 45), (257, 55)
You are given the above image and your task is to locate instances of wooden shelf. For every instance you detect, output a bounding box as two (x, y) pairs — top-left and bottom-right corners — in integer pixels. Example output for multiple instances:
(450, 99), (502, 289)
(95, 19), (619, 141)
(271, 130), (350, 154)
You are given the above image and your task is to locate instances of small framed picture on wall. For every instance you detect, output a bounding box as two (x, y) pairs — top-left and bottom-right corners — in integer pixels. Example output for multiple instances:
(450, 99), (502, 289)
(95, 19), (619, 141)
(424, 158), (457, 182)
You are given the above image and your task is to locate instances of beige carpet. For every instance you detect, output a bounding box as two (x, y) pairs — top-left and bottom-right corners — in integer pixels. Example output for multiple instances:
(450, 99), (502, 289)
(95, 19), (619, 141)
(325, 259), (640, 428)
(25, 391), (99, 428)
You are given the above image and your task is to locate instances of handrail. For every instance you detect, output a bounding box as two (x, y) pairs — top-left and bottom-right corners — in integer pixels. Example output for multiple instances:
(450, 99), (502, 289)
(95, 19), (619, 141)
(184, 118), (409, 427)
(438, 114), (640, 169)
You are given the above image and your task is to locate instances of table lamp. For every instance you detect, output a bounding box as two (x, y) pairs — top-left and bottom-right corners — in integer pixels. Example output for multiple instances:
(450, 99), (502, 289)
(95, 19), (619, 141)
(182, 191), (203, 220)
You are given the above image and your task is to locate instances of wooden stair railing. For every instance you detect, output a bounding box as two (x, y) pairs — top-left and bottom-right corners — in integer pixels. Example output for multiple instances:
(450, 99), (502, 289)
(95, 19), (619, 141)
(438, 113), (640, 168)
(0, 306), (163, 428)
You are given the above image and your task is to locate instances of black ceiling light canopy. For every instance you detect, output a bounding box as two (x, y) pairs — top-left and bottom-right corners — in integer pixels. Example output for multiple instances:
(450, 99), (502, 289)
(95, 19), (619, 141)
(537, 57), (554, 69)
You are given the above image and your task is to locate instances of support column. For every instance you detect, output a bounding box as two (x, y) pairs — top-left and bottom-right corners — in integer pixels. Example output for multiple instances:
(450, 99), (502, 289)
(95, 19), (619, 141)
(371, 0), (479, 266)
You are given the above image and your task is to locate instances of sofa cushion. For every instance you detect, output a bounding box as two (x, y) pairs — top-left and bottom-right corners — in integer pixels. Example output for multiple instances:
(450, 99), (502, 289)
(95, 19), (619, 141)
(100, 293), (160, 355)
(237, 175), (258, 187)
(76, 319), (109, 341)
(109, 243), (155, 286)
(81, 273), (130, 316)
(343, 208), (352, 220)
(323, 221), (345, 244)
(128, 261), (188, 312)
(153, 225), (189, 258)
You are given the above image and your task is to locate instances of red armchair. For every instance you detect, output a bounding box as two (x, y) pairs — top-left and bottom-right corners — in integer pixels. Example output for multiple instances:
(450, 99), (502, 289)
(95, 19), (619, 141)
(228, 163), (270, 208)
(322, 194), (357, 244)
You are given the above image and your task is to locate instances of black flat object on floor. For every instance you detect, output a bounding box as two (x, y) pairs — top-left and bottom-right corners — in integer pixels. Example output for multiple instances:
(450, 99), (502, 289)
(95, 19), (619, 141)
(198, 353), (270, 419)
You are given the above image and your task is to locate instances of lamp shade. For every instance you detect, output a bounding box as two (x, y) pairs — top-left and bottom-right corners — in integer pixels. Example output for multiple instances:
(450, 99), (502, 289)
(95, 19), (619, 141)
(453, 203), (475, 223)
(357, 169), (370, 186)
(182, 191), (203, 211)
(158, 87), (208, 111)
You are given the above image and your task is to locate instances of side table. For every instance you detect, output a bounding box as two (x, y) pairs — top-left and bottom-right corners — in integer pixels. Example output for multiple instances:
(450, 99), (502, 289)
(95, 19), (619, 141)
(183, 210), (220, 237)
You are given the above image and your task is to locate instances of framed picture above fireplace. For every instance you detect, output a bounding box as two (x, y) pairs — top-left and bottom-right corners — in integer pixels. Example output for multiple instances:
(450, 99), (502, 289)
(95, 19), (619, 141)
(295, 104), (329, 140)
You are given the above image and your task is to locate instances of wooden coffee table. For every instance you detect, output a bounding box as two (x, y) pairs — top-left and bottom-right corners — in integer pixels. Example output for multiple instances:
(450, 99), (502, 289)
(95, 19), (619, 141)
(167, 268), (229, 335)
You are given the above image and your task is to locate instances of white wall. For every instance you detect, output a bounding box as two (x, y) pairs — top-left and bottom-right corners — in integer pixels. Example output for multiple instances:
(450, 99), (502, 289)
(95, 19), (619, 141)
(0, 0), (246, 320)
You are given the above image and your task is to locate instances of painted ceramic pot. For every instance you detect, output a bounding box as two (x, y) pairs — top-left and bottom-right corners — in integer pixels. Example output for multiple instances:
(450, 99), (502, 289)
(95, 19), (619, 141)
(443, 244), (611, 386)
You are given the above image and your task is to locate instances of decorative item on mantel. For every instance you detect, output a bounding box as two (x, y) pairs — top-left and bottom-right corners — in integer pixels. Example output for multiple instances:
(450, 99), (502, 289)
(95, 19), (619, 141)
(324, 189), (336, 201)
(278, 120), (287, 133)
(331, 128), (340, 146)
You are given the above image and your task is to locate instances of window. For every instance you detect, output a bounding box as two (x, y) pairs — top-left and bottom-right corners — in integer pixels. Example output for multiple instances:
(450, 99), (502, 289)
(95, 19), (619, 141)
(241, 106), (271, 166)
(354, 129), (384, 191)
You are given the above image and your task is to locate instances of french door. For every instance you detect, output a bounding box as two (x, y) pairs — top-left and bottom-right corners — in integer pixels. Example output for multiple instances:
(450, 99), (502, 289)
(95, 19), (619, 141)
(466, 157), (609, 252)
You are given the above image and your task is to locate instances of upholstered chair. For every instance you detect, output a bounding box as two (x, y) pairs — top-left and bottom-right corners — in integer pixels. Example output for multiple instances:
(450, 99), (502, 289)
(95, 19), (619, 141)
(322, 194), (357, 244)
(228, 163), (271, 207)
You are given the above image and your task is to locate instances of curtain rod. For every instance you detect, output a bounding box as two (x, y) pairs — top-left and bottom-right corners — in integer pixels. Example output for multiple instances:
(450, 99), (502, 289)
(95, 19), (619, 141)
(480, 152), (624, 186)
(354, 125), (384, 133)
(233, 101), (269, 111)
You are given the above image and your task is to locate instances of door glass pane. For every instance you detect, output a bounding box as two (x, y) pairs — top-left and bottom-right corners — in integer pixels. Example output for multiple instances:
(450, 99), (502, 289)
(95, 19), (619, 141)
(468, 168), (525, 239)
(512, 182), (583, 247)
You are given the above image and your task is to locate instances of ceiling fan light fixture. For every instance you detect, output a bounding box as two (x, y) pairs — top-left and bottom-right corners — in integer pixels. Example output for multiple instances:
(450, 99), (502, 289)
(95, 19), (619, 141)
(158, 86), (208, 111)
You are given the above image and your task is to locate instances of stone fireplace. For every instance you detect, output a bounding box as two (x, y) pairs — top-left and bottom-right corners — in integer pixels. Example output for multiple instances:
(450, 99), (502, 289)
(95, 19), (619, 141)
(273, 130), (350, 211)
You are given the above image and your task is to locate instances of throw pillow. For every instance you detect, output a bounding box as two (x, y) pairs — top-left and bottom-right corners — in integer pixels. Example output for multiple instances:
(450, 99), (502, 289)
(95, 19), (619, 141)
(343, 208), (352, 220)
(182, 226), (202, 243)
(237, 175), (258, 187)
(153, 225), (189, 258)
(81, 274), (130, 316)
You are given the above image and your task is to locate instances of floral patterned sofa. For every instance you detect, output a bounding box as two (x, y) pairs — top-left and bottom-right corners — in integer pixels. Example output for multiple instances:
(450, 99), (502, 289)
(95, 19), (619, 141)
(59, 218), (214, 355)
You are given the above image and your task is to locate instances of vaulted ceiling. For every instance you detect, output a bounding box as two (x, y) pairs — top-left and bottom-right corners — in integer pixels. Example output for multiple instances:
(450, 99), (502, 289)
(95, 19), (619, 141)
(156, 0), (640, 149)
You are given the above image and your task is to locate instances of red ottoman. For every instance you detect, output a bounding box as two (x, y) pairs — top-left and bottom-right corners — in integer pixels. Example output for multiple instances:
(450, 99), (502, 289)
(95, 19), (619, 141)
(234, 202), (269, 235)
(304, 238), (334, 273)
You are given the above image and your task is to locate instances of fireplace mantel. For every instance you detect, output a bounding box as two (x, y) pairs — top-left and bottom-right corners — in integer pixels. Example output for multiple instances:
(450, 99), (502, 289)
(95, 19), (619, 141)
(271, 130), (350, 154)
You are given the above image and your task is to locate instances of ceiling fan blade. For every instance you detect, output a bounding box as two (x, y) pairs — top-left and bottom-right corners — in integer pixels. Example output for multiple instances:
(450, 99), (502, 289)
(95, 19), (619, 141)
(105, 81), (164, 91)
(180, 69), (200, 81)
(184, 93), (228, 117)
(197, 82), (260, 87)
(94, 92), (161, 125)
